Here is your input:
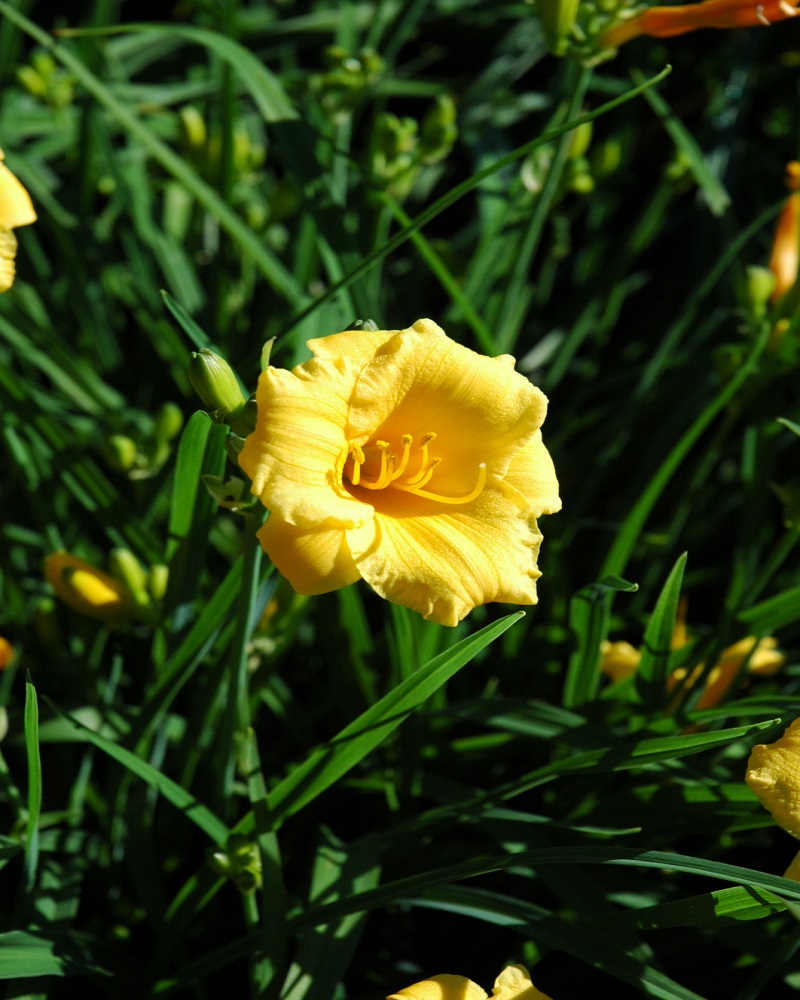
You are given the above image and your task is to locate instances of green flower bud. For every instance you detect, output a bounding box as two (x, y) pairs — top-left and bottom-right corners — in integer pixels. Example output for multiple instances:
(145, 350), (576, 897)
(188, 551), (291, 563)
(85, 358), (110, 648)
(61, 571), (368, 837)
(153, 402), (184, 443)
(535, 0), (580, 55)
(104, 434), (138, 473)
(148, 564), (169, 602)
(109, 549), (150, 606)
(189, 349), (246, 416)
(745, 265), (777, 319)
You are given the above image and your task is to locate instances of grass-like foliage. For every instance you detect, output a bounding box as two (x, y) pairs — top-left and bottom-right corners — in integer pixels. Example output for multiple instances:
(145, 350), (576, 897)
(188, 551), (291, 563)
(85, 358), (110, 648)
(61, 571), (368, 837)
(1, 1), (800, 997)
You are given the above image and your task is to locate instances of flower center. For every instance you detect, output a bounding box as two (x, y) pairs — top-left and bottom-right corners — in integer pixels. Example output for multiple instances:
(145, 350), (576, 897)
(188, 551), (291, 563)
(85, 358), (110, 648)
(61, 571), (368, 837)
(345, 432), (486, 505)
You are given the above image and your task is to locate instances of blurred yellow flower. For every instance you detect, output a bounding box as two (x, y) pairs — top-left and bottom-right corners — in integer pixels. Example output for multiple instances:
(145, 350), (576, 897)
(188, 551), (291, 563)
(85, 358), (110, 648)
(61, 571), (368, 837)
(239, 319), (560, 626)
(598, 639), (641, 682)
(0, 637), (14, 670)
(600, 604), (784, 711)
(0, 148), (37, 292)
(600, 0), (799, 49)
(667, 636), (784, 711)
(387, 964), (553, 1000)
(45, 551), (137, 624)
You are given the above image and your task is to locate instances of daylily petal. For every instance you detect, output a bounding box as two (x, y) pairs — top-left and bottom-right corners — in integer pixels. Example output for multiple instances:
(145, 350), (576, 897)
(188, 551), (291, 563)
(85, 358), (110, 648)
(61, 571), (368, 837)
(387, 974), (489, 1000)
(492, 964), (553, 1000)
(601, 0), (800, 46)
(501, 430), (561, 517)
(257, 513), (362, 595)
(308, 325), (398, 362)
(347, 486), (545, 626)
(784, 849), (800, 881)
(0, 228), (18, 294)
(0, 151), (36, 230)
(238, 357), (372, 530)
(346, 319), (548, 496)
(746, 718), (800, 839)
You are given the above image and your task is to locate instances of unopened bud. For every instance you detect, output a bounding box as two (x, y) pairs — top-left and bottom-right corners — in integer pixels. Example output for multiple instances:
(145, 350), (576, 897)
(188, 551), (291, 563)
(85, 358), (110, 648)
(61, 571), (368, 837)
(109, 549), (150, 606)
(148, 564), (169, 602)
(188, 349), (246, 416)
(153, 402), (184, 443)
(44, 552), (137, 624)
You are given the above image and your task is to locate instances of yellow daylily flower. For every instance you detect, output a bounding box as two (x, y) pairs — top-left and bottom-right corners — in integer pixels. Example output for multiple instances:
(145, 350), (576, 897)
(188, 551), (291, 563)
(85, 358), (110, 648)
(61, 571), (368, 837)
(0, 148), (37, 292)
(239, 319), (560, 626)
(600, 0), (800, 49)
(45, 551), (138, 624)
(598, 639), (641, 682)
(387, 964), (554, 1000)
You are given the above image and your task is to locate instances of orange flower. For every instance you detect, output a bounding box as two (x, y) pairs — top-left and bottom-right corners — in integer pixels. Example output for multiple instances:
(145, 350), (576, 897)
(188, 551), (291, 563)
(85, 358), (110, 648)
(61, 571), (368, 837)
(0, 637), (14, 670)
(600, 0), (799, 49)
(768, 161), (800, 304)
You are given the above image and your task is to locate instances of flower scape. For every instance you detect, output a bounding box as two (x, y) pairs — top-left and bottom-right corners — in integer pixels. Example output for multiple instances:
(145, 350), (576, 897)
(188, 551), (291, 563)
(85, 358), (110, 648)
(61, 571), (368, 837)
(238, 319), (561, 626)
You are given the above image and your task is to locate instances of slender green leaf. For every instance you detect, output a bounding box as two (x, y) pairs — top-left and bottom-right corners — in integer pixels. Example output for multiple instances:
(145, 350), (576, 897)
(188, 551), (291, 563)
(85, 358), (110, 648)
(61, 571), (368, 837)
(738, 586), (800, 633)
(636, 552), (687, 707)
(268, 612), (525, 823)
(564, 576), (638, 708)
(23, 674), (41, 888)
(42, 699), (230, 846)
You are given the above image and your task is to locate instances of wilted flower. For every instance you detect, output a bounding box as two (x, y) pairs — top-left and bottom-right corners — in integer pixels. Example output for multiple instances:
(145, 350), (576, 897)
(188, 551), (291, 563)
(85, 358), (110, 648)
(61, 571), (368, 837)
(768, 161), (800, 304)
(0, 148), (37, 292)
(600, 0), (799, 50)
(238, 319), (560, 626)
(0, 637), (14, 670)
(387, 964), (553, 1000)
(45, 551), (138, 624)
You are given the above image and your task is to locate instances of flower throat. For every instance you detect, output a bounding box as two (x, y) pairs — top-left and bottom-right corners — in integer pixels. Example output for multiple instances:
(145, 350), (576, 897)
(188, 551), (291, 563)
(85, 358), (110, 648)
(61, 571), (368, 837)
(345, 432), (486, 505)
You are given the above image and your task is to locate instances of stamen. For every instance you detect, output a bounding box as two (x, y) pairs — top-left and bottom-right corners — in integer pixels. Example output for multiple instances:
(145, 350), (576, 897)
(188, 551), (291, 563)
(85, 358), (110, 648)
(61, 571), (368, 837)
(357, 441), (393, 490)
(756, 3), (771, 22)
(402, 432), (437, 486)
(779, 0), (797, 15)
(389, 434), (413, 481)
(348, 443), (365, 486)
(394, 458), (441, 493)
(396, 463), (487, 505)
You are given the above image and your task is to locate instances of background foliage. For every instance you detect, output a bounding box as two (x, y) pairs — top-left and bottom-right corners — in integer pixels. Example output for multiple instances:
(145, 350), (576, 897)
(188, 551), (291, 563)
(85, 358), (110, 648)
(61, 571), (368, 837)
(1, 1), (800, 997)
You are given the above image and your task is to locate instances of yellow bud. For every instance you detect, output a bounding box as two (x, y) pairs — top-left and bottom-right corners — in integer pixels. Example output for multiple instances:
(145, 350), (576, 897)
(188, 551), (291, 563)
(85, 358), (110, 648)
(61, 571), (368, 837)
(45, 552), (136, 624)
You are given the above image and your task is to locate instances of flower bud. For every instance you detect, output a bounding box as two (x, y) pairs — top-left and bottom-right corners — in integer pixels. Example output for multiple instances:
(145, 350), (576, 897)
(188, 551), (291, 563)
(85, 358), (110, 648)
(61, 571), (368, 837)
(108, 549), (150, 606)
(148, 564), (169, 602)
(535, 0), (580, 55)
(153, 402), (184, 443)
(44, 551), (137, 624)
(202, 474), (257, 512)
(103, 434), (138, 473)
(744, 264), (777, 320)
(188, 349), (246, 416)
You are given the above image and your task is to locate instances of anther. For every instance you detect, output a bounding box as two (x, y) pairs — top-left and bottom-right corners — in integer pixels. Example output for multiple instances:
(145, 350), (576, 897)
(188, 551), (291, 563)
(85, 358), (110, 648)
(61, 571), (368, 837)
(779, 0), (797, 15)
(755, 3), (771, 22)
(389, 434), (413, 481)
